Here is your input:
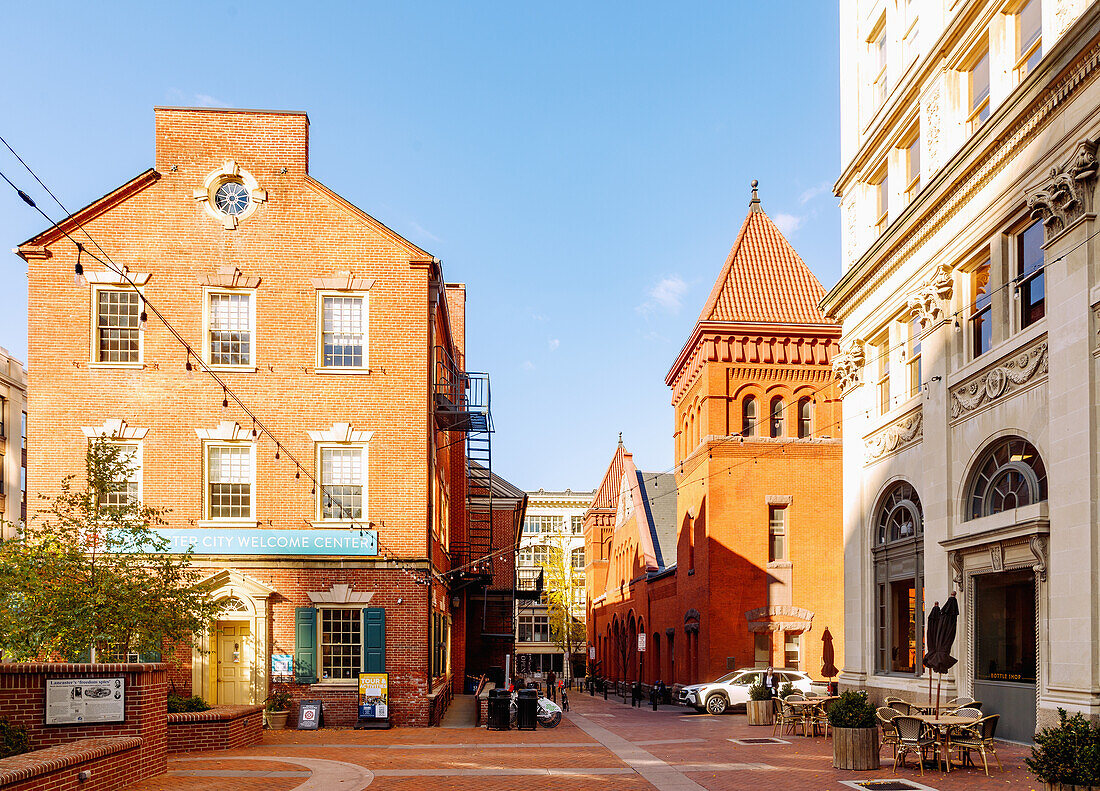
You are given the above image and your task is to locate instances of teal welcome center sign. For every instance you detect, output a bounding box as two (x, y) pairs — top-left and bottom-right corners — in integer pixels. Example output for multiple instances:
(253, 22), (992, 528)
(152, 528), (378, 556)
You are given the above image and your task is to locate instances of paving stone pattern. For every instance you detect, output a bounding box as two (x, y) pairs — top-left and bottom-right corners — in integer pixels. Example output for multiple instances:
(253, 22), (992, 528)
(128, 691), (1040, 790)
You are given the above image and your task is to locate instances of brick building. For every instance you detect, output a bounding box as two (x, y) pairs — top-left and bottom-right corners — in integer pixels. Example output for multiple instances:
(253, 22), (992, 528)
(587, 186), (844, 693)
(16, 106), (522, 725)
(0, 347), (27, 538)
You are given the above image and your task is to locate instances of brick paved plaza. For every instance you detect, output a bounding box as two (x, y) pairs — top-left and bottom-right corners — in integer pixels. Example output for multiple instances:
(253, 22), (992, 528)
(129, 691), (1039, 790)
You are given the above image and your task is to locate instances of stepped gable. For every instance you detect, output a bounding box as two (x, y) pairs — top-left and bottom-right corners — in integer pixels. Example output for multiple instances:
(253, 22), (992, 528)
(696, 181), (829, 326)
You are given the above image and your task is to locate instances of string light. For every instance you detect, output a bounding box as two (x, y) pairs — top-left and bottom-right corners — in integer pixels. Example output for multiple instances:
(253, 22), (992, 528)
(74, 244), (86, 286)
(274, 446), (280, 460)
(185, 353), (194, 379)
(222, 388), (229, 411)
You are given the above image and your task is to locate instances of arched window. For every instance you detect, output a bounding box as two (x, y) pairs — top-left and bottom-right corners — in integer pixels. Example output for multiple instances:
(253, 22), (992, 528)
(872, 481), (924, 676)
(769, 397), (784, 438)
(797, 397), (812, 438)
(965, 436), (1047, 520)
(742, 396), (757, 437)
(571, 547), (585, 570)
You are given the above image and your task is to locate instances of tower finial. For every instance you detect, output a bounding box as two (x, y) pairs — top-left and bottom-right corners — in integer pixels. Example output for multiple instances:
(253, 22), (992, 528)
(749, 179), (761, 212)
(618, 432), (623, 447)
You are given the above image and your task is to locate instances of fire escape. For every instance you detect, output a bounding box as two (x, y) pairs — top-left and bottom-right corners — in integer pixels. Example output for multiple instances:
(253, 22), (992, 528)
(433, 347), (511, 638)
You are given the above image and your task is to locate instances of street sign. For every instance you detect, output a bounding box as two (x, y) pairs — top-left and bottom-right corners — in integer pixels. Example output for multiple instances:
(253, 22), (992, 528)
(589, 646), (596, 659)
(637, 633), (646, 652)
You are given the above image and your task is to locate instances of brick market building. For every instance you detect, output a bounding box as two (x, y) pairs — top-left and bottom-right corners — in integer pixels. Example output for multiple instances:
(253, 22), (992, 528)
(587, 186), (845, 692)
(16, 106), (522, 725)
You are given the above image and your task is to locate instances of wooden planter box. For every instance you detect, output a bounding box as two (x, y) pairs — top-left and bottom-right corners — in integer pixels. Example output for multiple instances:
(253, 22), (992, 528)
(746, 700), (773, 726)
(832, 726), (880, 770)
(1045, 784), (1098, 791)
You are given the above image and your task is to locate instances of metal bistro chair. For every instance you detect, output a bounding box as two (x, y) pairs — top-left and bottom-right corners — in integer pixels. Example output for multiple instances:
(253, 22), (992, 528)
(772, 696), (798, 737)
(948, 714), (1002, 777)
(884, 696), (912, 715)
(808, 697), (831, 738)
(893, 716), (938, 776)
(951, 707), (982, 721)
(947, 696), (974, 707)
(876, 707), (902, 759)
(804, 691), (821, 698)
(783, 694), (808, 735)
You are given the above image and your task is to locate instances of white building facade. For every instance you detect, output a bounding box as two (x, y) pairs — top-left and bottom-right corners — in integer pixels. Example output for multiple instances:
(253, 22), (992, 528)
(516, 489), (593, 680)
(829, 0), (1100, 741)
(0, 347), (27, 539)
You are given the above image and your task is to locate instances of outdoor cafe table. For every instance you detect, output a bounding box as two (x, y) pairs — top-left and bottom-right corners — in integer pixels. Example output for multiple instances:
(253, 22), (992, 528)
(915, 713), (980, 772)
(785, 696), (840, 736)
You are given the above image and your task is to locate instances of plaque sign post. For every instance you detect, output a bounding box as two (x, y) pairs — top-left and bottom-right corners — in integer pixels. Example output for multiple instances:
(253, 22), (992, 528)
(45, 678), (126, 726)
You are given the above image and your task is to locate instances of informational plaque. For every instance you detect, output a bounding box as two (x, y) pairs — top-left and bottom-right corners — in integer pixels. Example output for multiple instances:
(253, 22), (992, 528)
(45, 678), (125, 726)
(355, 673), (391, 729)
(270, 654), (293, 679)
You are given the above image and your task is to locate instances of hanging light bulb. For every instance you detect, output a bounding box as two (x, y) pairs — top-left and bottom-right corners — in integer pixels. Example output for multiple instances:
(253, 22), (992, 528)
(953, 317), (961, 332)
(311, 483), (316, 495)
(295, 467), (300, 480)
(275, 446), (280, 460)
(139, 306), (148, 331)
(251, 420), (258, 439)
(222, 388), (229, 411)
(185, 354), (194, 379)
(74, 244), (87, 286)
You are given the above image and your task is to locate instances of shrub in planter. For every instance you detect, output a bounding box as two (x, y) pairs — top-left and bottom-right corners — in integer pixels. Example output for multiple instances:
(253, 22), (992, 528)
(0, 718), (29, 759)
(746, 683), (773, 726)
(167, 692), (211, 714)
(264, 684), (293, 730)
(1027, 708), (1100, 790)
(778, 682), (795, 699)
(828, 690), (879, 771)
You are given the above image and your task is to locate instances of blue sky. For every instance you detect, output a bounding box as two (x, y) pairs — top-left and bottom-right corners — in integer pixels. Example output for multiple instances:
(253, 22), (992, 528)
(0, 1), (840, 491)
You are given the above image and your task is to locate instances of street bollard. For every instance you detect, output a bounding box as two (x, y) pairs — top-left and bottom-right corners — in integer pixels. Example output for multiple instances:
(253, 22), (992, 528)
(651, 687), (658, 711)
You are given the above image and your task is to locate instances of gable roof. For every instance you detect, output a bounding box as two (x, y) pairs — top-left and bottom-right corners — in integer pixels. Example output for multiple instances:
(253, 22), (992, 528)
(695, 188), (828, 326)
(636, 471), (677, 570)
(589, 438), (628, 511)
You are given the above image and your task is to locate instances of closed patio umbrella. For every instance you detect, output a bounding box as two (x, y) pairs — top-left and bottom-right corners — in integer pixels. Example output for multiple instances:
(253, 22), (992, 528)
(922, 592), (959, 714)
(821, 628), (838, 680)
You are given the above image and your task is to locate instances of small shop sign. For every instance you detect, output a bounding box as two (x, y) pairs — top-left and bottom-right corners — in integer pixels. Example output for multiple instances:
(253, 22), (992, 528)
(270, 654), (293, 679)
(45, 678), (125, 726)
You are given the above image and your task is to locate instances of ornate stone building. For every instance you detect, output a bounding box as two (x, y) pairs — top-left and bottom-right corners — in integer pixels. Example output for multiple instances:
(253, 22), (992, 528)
(0, 347), (27, 538)
(829, 0), (1100, 741)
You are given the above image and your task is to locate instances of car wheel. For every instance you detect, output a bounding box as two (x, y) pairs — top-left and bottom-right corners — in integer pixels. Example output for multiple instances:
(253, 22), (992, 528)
(705, 694), (729, 715)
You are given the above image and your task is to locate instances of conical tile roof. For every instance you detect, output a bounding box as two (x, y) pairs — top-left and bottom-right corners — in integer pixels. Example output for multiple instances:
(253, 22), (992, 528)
(696, 187), (828, 325)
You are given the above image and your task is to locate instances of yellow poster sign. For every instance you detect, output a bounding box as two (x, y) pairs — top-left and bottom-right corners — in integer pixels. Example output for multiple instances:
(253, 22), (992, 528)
(358, 672), (388, 720)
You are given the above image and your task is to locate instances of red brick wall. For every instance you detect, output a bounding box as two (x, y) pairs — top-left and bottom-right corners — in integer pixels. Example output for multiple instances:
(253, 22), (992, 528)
(0, 737), (143, 791)
(0, 664), (167, 785)
(166, 705), (262, 752)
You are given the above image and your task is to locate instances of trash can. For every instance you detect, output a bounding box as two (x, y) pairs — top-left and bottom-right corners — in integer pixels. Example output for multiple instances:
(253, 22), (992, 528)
(487, 688), (510, 731)
(516, 689), (538, 730)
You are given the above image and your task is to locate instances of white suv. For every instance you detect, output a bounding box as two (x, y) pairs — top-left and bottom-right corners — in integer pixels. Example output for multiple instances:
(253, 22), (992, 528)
(678, 669), (814, 715)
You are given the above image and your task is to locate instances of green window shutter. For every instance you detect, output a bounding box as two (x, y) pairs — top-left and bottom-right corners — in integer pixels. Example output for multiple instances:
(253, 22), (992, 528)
(363, 607), (385, 673)
(295, 607), (318, 683)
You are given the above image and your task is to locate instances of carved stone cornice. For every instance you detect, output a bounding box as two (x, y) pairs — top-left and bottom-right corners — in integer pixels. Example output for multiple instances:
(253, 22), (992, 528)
(1026, 137), (1099, 242)
(864, 409), (923, 464)
(949, 341), (1047, 419)
(832, 340), (865, 395)
(906, 264), (954, 329)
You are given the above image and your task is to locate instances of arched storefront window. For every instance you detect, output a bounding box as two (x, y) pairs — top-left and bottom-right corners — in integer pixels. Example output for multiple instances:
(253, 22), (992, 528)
(965, 436), (1047, 520)
(872, 481), (923, 676)
(769, 397), (784, 438)
(742, 397), (757, 437)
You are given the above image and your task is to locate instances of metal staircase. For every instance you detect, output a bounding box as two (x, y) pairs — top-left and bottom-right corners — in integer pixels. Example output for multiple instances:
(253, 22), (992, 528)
(433, 346), (494, 588)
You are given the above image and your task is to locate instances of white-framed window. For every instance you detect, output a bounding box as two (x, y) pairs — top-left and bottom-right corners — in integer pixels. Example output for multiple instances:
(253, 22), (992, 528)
(518, 614), (549, 642)
(968, 47), (991, 132)
(571, 547), (585, 570)
(317, 444), (367, 521)
(869, 19), (888, 109)
(92, 287), (142, 365)
(530, 545), (550, 566)
(969, 260), (993, 358)
(874, 333), (891, 415)
(204, 442), (255, 521)
(523, 515), (561, 534)
(319, 607), (361, 681)
(102, 441), (142, 509)
(318, 293), (368, 370)
(904, 130), (920, 202)
(204, 289), (255, 369)
(1015, 0), (1042, 80)
(784, 632), (801, 669)
(872, 166), (889, 235)
(768, 505), (787, 562)
(906, 318), (923, 398)
(571, 515), (583, 534)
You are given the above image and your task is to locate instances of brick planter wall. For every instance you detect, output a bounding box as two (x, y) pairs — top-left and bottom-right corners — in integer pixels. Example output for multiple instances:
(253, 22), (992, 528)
(167, 705), (263, 753)
(0, 663), (168, 788)
(0, 737), (142, 791)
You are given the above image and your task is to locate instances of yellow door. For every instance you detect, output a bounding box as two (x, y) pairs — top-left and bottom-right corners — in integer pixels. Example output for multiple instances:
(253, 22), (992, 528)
(216, 621), (252, 705)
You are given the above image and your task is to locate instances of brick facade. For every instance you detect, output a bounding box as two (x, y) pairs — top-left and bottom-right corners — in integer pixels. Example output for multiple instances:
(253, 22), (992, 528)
(16, 107), (513, 726)
(587, 193), (845, 690)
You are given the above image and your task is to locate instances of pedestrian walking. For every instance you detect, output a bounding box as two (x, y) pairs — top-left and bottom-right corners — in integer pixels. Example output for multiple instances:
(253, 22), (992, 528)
(547, 670), (557, 702)
(561, 686), (569, 712)
(762, 666), (779, 699)
(631, 680), (642, 707)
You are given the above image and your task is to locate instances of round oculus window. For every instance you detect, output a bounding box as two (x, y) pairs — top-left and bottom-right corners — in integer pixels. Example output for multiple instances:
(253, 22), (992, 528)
(213, 181), (250, 216)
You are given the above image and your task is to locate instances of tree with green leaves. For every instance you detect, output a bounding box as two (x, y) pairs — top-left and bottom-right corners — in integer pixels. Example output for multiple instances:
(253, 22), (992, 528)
(538, 532), (586, 679)
(0, 438), (223, 662)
